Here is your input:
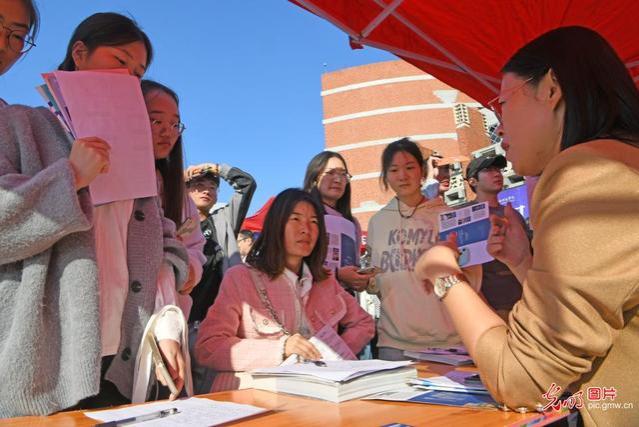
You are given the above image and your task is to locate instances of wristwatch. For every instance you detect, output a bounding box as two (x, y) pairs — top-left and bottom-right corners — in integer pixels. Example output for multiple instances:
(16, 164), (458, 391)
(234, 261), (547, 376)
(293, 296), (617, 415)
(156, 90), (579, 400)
(434, 273), (468, 300)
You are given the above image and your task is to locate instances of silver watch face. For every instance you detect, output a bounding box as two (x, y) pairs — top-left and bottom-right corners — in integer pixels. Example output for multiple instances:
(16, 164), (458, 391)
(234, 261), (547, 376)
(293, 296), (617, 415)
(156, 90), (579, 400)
(434, 278), (447, 299)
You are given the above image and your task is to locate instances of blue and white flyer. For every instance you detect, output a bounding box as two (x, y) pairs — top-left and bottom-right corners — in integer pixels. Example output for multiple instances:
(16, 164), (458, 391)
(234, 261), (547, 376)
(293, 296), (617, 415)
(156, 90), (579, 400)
(438, 202), (493, 267)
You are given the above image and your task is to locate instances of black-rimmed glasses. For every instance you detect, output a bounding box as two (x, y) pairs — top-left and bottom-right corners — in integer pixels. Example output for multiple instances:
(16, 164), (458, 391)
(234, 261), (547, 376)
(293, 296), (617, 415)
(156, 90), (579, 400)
(1, 23), (35, 54)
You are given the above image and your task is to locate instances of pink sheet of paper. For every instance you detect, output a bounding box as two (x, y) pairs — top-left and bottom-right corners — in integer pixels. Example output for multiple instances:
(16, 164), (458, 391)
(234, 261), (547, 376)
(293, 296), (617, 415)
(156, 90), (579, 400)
(53, 70), (157, 205)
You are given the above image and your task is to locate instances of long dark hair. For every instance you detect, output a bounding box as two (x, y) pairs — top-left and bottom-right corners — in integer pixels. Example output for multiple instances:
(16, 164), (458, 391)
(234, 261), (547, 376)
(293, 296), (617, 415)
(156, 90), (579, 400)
(380, 137), (424, 190)
(58, 12), (153, 71)
(503, 26), (639, 151)
(246, 188), (328, 281)
(141, 79), (185, 226)
(303, 151), (354, 222)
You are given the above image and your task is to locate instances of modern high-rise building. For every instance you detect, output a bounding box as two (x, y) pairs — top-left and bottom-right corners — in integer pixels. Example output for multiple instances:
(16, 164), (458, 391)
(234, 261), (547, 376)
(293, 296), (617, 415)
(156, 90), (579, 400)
(321, 60), (494, 230)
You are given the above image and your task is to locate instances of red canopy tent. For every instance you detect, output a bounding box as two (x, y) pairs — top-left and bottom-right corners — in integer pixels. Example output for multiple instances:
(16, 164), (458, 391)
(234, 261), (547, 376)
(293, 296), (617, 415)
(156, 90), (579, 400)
(290, 0), (639, 105)
(241, 196), (275, 233)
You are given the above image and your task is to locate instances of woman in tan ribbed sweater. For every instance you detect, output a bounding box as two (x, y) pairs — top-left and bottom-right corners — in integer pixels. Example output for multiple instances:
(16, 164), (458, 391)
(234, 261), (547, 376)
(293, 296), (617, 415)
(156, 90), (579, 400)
(416, 26), (639, 427)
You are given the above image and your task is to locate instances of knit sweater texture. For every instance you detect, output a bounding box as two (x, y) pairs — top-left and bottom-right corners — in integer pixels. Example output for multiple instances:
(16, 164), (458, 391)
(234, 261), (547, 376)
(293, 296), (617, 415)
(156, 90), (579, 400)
(0, 105), (101, 416)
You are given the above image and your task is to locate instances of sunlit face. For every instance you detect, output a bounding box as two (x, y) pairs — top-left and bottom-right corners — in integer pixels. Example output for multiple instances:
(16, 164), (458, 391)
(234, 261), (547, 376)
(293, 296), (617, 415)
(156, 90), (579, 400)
(316, 156), (349, 206)
(187, 178), (218, 211)
(237, 234), (253, 258)
(72, 40), (147, 78)
(145, 90), (181, 160)
(474, 166), (504, 194)
(385, 151), (423, 199)
(0, 0), (30, 75)
(498, 72), (563, 176)
(284, 201), (319, 261)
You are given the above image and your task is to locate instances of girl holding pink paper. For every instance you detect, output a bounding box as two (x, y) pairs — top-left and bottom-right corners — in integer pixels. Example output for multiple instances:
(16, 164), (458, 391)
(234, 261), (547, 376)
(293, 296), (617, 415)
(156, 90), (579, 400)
(56, 14), (196, 407)
(0, 11), (191, 416)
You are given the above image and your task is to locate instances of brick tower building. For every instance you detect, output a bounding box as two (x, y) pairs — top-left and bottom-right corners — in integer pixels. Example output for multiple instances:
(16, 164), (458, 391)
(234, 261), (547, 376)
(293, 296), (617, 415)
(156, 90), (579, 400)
(321, 60), (493, 230)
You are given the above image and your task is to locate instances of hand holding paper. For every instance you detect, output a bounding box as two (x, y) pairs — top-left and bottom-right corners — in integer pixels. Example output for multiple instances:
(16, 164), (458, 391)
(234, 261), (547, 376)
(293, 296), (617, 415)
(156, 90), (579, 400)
(284, 333), (322, 361)
(281, 325), (356, 366)
(69, 137), (111, 190)
(437, 202), (493, 267)
(486, 203), (532, 269)
(415, 234), (462, 288)
(42, 70), (157, 205)
(339, 266), (377, 292)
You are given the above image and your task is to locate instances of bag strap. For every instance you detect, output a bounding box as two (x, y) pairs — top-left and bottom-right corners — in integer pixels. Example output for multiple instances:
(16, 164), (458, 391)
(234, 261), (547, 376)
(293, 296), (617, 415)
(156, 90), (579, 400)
(248, 267), (291, 336)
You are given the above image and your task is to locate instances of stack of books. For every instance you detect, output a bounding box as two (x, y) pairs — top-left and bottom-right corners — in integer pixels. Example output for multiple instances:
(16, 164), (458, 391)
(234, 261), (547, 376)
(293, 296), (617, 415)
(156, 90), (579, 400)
(250, 360), (417, 403)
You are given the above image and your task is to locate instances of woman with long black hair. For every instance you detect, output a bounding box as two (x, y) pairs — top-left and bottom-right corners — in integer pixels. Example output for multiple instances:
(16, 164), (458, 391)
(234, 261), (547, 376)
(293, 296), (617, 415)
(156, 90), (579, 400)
(303, 151), (376, 293)
(417, 27), (639, 426)
(195, 189), (374, 392)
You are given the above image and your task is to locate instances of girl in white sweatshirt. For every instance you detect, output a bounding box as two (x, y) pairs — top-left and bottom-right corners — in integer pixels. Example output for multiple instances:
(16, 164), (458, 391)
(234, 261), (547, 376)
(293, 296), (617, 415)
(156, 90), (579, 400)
(367, 138), (480, 360)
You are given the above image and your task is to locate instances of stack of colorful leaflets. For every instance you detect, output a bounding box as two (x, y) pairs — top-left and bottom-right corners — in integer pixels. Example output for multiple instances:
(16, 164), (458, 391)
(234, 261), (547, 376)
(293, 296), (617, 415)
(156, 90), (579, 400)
(366, 371), (499, 409)
(403, 345), (473, 366)
(409, 371), (489, 395)
(250, 360), (416, 403)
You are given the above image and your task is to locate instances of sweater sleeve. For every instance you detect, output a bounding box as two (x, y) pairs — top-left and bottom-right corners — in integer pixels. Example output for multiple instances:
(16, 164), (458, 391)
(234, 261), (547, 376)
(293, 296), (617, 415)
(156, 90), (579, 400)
(0, 107), (93, 265)
(217, 164), (256, 237)
(474, 148), (639, 409)
(181, 197), (206, 286)
(195, 267), (288, 371)
(334, 281), (375, 354)
(158, 200), (189, 292)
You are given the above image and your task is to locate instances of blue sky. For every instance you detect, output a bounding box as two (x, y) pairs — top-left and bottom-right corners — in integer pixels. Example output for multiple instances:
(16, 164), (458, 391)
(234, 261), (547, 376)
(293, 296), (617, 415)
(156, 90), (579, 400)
(0, 0), (394, 214)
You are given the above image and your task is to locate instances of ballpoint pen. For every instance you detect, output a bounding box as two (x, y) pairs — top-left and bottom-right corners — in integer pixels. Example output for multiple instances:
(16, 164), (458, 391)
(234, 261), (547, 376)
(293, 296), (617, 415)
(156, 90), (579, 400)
(94, 407), (179, 426)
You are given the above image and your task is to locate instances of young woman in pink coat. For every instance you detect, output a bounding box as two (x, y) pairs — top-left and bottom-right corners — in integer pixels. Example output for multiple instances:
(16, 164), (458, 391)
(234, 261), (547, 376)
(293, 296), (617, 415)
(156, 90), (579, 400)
(195, 188), (375, 391)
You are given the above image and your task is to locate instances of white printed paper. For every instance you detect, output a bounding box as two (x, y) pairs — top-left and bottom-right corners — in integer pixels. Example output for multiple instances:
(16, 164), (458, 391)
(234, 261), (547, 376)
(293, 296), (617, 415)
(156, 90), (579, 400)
(253, 359), (413, 383)
(85, 397), (267, 426)
(280, 324), (356, 366)
(438, 202), (493, 267)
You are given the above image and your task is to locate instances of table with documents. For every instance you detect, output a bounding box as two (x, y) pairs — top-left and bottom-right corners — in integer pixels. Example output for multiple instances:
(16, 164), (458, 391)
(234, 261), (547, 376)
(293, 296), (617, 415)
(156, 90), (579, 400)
(1, 363), (552, 426)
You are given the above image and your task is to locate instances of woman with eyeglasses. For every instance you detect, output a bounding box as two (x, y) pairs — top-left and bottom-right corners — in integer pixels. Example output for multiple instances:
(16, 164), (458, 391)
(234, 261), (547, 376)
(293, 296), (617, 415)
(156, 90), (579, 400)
(135, 79), (206, 400)
(416, 27), (639, 426)
(195, 188), (374, 392)
(0, 0), (38, 95)
(303, 151), (376, 294)
(141, 79), (206, 308)
(367, 138), (481, 361)
(59, 16), (196, 408)
(0, 13), (191, 416)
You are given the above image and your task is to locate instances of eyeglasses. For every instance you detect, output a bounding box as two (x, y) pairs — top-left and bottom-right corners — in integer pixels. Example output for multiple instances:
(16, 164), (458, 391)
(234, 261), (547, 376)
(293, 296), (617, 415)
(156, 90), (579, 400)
(487, 77), (533, 123)
(320, 168), (352, 182)
(1, 23), (36, 53)
(150, 119), (186, 135)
